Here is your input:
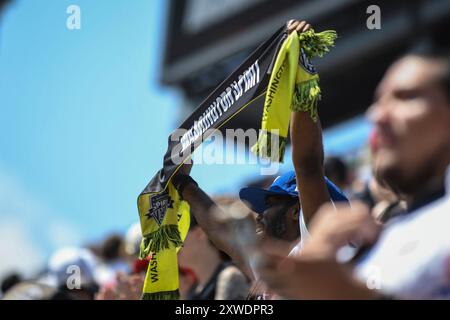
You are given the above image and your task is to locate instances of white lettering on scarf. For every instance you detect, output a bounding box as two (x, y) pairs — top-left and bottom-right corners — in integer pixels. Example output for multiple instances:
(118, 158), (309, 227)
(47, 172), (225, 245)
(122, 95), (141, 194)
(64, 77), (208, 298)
(180, 60), (260, 153)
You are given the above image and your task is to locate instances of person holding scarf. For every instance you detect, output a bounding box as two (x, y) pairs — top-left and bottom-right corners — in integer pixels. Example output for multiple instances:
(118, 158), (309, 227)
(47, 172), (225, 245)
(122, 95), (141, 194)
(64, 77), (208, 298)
(172, 19), (348, 300)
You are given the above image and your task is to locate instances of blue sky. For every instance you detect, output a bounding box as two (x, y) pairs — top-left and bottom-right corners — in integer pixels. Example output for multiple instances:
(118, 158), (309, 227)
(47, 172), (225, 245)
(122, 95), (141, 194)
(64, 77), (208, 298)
(0, 0), (371, 278)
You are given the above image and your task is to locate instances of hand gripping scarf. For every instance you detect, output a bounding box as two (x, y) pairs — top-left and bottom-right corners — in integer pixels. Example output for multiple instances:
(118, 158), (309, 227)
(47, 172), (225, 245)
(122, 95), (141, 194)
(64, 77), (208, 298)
(137, 25), (336, 300)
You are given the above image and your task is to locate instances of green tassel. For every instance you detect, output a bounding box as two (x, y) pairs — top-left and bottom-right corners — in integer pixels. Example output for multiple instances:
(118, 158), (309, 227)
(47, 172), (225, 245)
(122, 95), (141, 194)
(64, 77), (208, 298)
(141, 290), (180, 300)
(292, 79), (321, 122)
(139, 224), (183, 259)
(290, 29), (336, 121)
(251, 130), (287, 163)
(299, 29), (337, 59)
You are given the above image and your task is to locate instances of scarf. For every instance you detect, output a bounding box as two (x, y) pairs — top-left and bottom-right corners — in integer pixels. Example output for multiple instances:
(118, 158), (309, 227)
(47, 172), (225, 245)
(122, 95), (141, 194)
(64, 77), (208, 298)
(137, 25), (336, 300)
(251, 29), (337, 162)
(138, 182), (190, 299)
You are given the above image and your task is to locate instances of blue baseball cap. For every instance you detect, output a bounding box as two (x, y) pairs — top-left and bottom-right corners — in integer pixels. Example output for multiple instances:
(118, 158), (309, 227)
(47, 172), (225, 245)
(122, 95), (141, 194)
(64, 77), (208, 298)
(239, 170), (348, 214)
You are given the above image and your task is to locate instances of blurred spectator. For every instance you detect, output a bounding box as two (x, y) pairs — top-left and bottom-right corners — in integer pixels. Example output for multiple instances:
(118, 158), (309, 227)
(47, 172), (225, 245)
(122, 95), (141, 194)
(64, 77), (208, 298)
(324, 156), (351, 192)
(123, 223), (151, 275)
(131, 256), (150, 275)
(100, 234), (124, 262)
(351, 133), (407, 223)
(369, 39), (450, 216)
(353, 175), (406, 223)
(39, 247), (100, 300)
(124, 222), (142, 258)
(2, 282), (73, 300)
(95, 273), (144, 300)
(352, 178), (376, 210)
(178, 266), (197, 300)
(369, 178), (406, 223)
(94, 226), (147, 300)
(1, 272), (22, 296)
(178, 209), (250, 300)
(94, 234), (130, 287)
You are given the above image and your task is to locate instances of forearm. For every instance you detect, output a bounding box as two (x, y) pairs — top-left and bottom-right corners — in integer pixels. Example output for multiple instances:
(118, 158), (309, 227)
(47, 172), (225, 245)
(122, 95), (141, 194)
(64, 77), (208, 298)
(290, 111), (329, 224)
(182, 183), (224, 235)
(290, 111), (324, 174)
(181, 183), (254, 279)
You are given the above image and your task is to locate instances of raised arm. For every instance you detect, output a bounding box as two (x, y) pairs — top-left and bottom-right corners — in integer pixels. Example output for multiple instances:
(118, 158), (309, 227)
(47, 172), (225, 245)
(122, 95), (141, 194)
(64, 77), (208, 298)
(174, 163), (255, 280)
(290, 110), (330, 226)
(288, 19), (330, 226)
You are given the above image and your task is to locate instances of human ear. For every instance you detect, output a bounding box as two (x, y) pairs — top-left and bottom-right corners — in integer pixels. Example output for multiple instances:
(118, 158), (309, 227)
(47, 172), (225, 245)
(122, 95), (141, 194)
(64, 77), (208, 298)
(291, 204), (300, 219)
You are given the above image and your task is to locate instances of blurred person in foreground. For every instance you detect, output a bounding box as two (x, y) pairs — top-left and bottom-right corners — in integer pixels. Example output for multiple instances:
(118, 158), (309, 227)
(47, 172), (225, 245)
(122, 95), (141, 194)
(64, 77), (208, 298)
(172, 20), (348, 300)
(254, 38), (450, 299)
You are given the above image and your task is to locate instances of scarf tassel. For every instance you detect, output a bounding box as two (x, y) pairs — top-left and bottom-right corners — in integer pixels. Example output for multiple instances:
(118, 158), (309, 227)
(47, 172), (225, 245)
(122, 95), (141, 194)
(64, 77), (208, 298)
(291, 78), (321, 122)
(142, 290), (180, 300)
(139, 224), (183, 259)
(299, 30), (337, 58)
(250, 130), (287, 163)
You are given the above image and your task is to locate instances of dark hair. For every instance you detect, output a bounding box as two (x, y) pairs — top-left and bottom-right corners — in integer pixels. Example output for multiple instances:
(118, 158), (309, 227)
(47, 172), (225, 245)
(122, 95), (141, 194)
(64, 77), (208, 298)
(408, 35), (450, 99)
(1, 273), (21, 294)
(100, 234), (123, 261)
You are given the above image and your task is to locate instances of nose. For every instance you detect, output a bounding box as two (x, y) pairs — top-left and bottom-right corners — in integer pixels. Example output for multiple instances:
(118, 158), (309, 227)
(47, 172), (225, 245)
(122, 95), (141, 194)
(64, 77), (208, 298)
(366, 100), (389, 126)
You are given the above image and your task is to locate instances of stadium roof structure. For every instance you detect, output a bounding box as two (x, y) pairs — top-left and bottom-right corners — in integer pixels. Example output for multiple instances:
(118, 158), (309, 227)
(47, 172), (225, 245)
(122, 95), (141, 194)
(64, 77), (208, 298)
(159, 0), (450, 130)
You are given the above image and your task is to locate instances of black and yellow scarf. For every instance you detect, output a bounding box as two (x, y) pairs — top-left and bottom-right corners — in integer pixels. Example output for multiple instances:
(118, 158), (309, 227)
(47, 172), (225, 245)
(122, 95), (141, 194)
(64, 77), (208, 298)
(251, 29), (337, 161)
(137, 25), (336, 300)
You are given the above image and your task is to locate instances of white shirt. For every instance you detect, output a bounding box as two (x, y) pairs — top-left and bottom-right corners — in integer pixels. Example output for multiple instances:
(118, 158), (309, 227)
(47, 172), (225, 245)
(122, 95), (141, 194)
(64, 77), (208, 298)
(288, 210), (309, 257)
(355, 167), (450, 299)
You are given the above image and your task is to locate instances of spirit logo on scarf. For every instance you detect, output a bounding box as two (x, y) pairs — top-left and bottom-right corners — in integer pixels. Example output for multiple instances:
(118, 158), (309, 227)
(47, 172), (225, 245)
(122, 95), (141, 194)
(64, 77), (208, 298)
(145, 191), (174, 226)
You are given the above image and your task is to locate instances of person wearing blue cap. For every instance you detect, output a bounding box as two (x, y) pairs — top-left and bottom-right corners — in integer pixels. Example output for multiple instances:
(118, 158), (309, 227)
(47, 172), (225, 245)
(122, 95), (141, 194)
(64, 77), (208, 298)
(172, 20), (349, 299)
(239, 171), (347, 245)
